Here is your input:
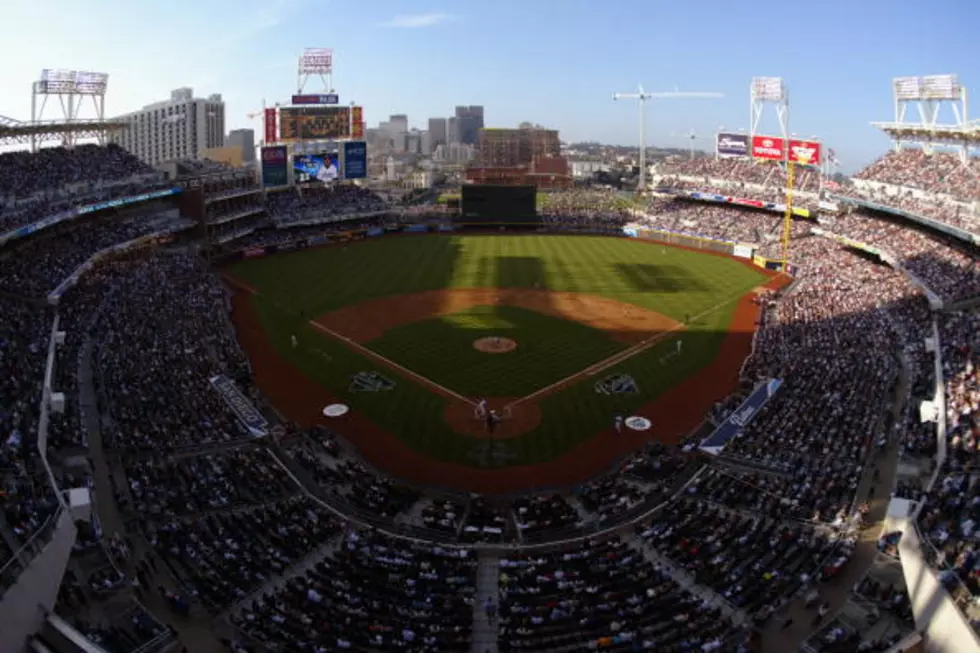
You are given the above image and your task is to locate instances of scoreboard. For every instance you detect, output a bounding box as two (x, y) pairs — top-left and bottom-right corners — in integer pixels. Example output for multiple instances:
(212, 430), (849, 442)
(279, 106), (351, 141)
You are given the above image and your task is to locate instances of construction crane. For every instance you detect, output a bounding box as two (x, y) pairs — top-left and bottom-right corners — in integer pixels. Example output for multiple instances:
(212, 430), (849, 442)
(612, 85), (723, 192)
(670, 128), (703, 160)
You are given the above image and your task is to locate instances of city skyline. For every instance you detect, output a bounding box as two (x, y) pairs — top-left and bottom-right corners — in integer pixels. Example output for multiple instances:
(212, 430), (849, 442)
(0, 0), (977, 172)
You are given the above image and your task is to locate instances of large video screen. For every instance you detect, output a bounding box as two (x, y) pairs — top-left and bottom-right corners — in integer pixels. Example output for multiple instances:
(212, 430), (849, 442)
(460, 185), (538, 223)
(294, 152), (341, 184)
(279, 106), (351, 141)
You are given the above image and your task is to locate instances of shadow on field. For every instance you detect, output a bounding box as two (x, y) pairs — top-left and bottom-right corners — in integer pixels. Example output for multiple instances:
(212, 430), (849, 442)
(494, 256), (547, 288)
(613, 263), (712, 294)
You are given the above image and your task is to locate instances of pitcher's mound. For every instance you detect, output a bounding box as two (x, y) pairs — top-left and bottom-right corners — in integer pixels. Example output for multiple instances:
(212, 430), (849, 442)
(473, 336), (518, 354)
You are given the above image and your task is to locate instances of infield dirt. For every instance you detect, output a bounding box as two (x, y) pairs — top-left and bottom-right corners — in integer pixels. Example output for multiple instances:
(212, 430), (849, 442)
(312, 288), (680, 346)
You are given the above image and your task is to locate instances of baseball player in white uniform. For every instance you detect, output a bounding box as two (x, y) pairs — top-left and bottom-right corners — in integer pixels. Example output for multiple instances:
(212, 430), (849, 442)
(475, 398), (488, 419)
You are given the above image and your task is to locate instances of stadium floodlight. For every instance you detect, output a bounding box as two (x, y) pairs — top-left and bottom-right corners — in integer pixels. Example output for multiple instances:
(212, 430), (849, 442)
(74, 71), (109, 95)
(750, 76), (790, 154)
(32, 69), (111, 151)
(297, 48), (334, 96)
(880, 74), (968, 158)
(613, 84), (723, 192)
(299, 48), (333, 74)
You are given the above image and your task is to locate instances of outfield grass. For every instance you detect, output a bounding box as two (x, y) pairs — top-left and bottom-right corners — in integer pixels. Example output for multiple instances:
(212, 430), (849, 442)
(233, 235), (768, 467)
(368, 305), (627, 397)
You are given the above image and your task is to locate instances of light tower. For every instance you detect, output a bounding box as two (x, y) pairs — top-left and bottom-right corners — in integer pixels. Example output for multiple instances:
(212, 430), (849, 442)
(613, 85), (723, 192)
(871, 74), (969, 160)
(297, 48), (334, 94)
(31, 69), (109, 151)
(749, 77), (789, 148)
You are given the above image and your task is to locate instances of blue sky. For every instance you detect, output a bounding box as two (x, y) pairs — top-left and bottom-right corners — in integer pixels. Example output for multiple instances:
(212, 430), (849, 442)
(0, 0), (976, 172)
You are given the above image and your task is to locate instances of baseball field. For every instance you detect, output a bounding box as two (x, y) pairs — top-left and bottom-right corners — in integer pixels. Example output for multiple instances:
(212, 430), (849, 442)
(227, 234), (783, 493)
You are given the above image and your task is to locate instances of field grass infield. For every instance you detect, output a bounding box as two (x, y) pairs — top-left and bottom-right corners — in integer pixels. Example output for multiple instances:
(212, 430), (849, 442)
(228, 234), (771, 476)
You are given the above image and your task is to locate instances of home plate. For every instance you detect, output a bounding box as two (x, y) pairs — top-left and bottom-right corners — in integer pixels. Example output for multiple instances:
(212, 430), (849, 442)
(323, 404), (350, 418)
(625, 416), (652, 431)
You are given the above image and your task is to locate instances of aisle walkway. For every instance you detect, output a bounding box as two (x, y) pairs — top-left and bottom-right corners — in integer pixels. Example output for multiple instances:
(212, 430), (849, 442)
(471, 551), (500, 653)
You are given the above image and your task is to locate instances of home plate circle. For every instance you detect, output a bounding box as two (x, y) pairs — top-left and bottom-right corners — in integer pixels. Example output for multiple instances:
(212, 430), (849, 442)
(473, 337), (518, 354)
(323, 404), (350, 418)
(625, 416), (652, 431)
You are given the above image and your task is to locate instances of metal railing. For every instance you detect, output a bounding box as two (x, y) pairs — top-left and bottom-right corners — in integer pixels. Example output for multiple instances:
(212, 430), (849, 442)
(0, 507), (63, 592)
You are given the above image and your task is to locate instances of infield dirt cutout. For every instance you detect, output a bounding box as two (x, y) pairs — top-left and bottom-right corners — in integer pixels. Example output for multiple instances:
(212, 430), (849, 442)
(473, 336), (518, 354)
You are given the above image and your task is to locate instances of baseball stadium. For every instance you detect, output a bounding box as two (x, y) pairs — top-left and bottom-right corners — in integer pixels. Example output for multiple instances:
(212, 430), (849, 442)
(0, 29), (978, 653)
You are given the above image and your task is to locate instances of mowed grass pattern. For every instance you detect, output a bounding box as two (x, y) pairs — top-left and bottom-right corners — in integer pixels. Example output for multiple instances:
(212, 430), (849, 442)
(368, 305), (627, 397)
(232, 235), (769, 468)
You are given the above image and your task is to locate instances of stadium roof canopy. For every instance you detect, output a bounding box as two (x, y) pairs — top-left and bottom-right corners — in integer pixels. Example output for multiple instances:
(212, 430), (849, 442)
(0, 115), (127, 147)
(870, 121), (980, 146)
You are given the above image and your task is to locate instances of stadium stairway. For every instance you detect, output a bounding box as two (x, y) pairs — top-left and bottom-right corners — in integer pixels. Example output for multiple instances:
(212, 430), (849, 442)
(471, 551), (501, 653)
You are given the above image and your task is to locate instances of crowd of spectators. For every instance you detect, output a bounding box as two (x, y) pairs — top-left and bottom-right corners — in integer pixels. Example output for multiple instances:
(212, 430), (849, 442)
(146, 496), (339, 611)
(637, 500), (854, 614)
(0, 212), (184, 298)
(0, 144), (161, 233)
(915, 310), (980, 605)
(497, 536), (744, 651)
(0, 298), (60, 569)
(656, 156), (822, 194)
(236, 528), (477, 651)
(266, 183), (388, 224)
(538, 189), (635, 227)
(824, 210), (980, 303)
(853, 150), (980, 203)
(86, 250), (254, 451)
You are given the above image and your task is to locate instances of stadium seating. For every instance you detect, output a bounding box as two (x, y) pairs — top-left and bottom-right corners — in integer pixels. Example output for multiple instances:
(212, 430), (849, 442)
(266, 183), (388, 224)
(0, 144), (164, 234)
(6, 162), (980, 652)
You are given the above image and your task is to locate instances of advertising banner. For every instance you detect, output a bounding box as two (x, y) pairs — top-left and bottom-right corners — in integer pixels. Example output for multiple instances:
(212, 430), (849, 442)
(716, 132), (749, 158)
(751, 135), (784, 161)
(264, 108), (277, 144)
(210, 375), (268, 437)
(343, 141), (367, 179)
(733, 244), (754, 259)
(244, 247), (266, 259)
(732, 198), (765, 209)
(699, 378), (783, 454)
(291, 94), (339, 105)
(261, 145), (289, 187)
(788, 139), (821, 166)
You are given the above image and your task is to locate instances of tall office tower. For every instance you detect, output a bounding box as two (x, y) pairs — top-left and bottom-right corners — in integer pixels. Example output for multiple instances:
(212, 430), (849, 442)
(428, 118), (447, 149)
(226, 128), (255, 163)
(110, 88), (225, 166)
(388, 114), (409, 134)
(454, 105), (484, 146)
(447, 116), (460, 144)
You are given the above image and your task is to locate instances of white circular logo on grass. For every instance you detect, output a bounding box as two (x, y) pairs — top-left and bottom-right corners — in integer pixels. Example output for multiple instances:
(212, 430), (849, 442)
(625, 416), (652, 431)
(323, 403), (350, 418)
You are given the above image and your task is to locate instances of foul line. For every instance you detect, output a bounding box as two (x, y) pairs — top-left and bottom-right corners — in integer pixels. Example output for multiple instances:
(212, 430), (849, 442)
(308, 319), (477, 407)
(505, 291), (753, 410)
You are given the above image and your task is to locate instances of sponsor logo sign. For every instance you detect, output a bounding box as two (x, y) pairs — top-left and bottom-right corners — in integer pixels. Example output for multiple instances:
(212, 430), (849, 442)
(594, 373), (639, 395)
(716, 132), (749, 157)
(349, 371), (395, 393)
(264, 108), (277, 144)
(291, 94), (339, 105)
(732, 198), (765, 209)
(788, 139), (821, 165)
(751, 135), (784, 160)
(243, 247), (266, 259)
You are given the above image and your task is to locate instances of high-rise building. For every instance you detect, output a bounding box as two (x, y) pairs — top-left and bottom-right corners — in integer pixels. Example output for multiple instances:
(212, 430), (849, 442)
(388, 114), (408, 135)
(420, 130), (432, 156)
(226, 128), (255, 163)
(109, 88), (225, 166)
(454, 106), (484, 146)
(476, 126), (560, 167)
(447, 117), (460, 144)
(427, 118), (447, 149)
